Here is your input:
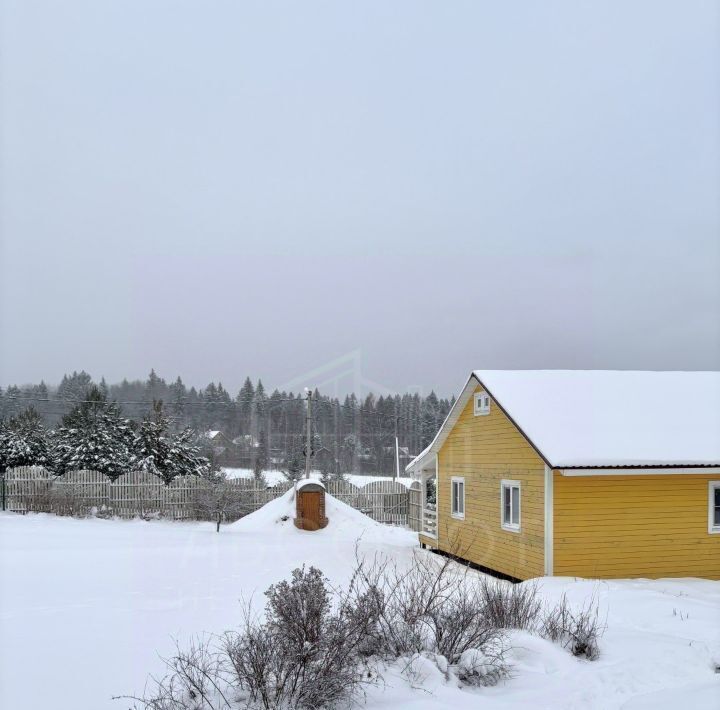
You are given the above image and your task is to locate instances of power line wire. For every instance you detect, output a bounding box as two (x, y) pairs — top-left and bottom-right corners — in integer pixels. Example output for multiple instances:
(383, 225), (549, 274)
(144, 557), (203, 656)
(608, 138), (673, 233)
(1, 394), (423, 422)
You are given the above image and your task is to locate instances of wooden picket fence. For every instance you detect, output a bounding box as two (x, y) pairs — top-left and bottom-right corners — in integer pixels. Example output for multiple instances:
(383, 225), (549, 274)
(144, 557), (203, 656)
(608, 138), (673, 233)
(1, 467), (418, 527)
(408, 481), (422, 532)
(324, 479), (410, 526)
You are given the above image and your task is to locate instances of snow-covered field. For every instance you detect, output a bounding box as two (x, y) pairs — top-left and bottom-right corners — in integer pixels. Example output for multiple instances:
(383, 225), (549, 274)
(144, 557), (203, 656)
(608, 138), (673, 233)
(1, 497), (719, 710)
(223, 467), (414, 487)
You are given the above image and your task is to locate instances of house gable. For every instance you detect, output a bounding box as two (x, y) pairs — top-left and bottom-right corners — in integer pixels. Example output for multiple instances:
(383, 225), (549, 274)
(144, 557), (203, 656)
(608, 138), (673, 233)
(423, 384), (546, 580)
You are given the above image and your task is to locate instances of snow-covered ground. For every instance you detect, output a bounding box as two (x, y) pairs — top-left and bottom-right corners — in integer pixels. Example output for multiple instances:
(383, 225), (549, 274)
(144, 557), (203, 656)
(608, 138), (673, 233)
(1, 497), (719, 710)
(223, 467), (414, 487)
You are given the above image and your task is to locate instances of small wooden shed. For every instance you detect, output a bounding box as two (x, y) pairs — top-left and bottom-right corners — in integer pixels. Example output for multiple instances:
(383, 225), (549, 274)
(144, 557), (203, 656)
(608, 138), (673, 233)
(294, 480), (328, 531)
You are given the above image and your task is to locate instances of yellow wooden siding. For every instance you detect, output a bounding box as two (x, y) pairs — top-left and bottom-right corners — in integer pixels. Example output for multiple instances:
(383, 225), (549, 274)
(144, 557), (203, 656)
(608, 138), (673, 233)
(554, 473), (720, 579)
(425, 386), (546, 580)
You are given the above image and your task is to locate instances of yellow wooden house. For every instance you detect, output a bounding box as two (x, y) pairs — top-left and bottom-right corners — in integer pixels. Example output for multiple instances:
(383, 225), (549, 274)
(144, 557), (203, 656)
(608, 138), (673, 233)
(407, 371), (720, 580)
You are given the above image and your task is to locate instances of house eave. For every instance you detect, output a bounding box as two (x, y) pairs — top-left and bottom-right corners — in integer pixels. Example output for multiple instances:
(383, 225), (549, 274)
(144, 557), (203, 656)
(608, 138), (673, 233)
(559, 465), (720, 476)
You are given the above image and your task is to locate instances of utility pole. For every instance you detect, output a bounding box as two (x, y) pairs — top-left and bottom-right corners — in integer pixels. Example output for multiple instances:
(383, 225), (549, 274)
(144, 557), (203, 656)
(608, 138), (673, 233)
(394, 411), (400, 482)
(304, 388), (313, 479)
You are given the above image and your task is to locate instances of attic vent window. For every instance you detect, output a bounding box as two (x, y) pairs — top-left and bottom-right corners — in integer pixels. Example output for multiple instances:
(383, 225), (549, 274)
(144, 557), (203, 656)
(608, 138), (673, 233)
(474, 392), (491, 416)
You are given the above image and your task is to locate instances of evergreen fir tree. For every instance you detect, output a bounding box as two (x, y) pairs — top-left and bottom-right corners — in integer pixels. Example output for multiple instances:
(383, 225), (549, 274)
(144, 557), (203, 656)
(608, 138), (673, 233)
(51, 387), (135, 480)
(254, 430), (268, 485)
(0, 407), (52, 472)
(134, 401), (211, 484)
(169, 376), (187, 423)
(236, 377), (255, 433)
(56, 370), (94, 402)
(281, 435), (305, 482)
(4, 385), (22, 419)
(420, 391), (440, 449)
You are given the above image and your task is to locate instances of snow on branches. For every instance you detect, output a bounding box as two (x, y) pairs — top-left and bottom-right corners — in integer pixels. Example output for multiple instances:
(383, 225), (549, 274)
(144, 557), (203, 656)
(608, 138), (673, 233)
(134, 401), (210, 484)
(0, 407), (52, 471)
(0, 389), (212, 483)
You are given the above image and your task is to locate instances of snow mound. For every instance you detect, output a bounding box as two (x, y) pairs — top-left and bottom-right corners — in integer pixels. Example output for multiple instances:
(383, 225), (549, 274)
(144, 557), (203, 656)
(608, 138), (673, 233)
(228, 488), (296, 531)
(228, 489), (416, 546)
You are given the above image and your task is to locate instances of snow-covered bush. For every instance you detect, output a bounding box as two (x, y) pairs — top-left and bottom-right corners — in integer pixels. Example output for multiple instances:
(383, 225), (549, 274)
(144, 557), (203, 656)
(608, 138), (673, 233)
(131, 558), (604, 709)
(455, 643), (508, 687)
(134, 566), (373, 710)
(348, 551), (508, 676)
(541, 594), (604, 660)
(226, 566), (372, 709)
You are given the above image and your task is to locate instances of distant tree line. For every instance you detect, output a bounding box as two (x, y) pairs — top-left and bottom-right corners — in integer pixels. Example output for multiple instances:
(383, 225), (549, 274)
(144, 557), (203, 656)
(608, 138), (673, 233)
(0, 370), (454, 476)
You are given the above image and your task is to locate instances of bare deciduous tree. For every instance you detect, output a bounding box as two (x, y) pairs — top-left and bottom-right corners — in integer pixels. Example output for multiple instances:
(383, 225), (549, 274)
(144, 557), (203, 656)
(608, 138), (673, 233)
(190, 480), (251, 532)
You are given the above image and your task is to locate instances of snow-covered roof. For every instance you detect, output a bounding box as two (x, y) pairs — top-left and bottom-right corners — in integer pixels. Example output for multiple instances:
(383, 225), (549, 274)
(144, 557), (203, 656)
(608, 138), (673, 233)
(205, 430), (221, 439)
(407, 370), (720, 471)
(296, 479), (325, 491)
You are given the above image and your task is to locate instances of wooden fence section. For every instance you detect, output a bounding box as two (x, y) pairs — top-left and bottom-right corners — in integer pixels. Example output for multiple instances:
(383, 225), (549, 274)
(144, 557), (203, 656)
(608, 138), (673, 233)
(4, 466), (51, 513)
(1, 467), (416, 527)
(408, 481), (422, 532)
(325, 480), (409, 525)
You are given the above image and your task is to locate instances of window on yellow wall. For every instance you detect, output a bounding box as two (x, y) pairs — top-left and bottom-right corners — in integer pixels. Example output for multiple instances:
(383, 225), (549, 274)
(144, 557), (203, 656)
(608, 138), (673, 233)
(451, 477), (465, 519)
(501, 480), (520, 532)
(474, 392), (490, 416)
(710, 482), (720, 534)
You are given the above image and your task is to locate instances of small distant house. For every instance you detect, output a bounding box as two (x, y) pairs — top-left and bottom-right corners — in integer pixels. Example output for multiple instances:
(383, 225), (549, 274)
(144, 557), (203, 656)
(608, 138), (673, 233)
(204, 430), (233, 456)
(407, 371), (720, 581)
(232, 434), (259, 451)
(383, 445), (414, 465)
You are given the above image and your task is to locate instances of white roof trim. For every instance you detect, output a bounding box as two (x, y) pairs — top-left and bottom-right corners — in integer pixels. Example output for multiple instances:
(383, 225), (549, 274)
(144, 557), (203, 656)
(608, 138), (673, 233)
(560, 467), (720, 476)
(406, 375), (481, 474)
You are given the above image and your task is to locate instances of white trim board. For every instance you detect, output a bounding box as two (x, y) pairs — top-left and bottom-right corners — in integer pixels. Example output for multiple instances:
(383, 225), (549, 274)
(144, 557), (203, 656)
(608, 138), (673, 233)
(560, 467), (720, 477)
(709, 481), (720, 535)
(544, 465), (553, 575)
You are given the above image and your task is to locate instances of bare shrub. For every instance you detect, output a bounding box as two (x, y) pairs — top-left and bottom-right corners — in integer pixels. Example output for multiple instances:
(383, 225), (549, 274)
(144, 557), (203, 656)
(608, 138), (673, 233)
(349, 551), (507, 676)
(133, 567), (371, 710)
(475, 577), (542, 630)
(541, 594), (604, 660)
(49, 484), (94, 517)
(129, 554), (604, 709)
(15, 479), (53, 513)
(225, 566), (371, 709)
(124, 637), (233, 710)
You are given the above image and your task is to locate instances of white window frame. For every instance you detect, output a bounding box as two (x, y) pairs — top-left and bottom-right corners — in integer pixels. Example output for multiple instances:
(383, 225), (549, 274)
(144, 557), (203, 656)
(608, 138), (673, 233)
(500, 479), (521, 533)
(474, 391), (491, 416)
(709, 481), (720, 534)
(451, 476), (465, 519)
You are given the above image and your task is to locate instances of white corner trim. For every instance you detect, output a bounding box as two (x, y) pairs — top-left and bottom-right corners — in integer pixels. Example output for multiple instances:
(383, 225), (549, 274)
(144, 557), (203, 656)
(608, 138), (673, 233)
(544, 465), (554, 575)
(560, 467), (720, 477)
(709, 481), (720, 535)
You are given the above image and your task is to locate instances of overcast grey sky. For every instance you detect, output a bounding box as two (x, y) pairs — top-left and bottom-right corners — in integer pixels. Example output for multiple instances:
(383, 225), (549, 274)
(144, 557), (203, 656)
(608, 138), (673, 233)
(1, 1), (718, 397)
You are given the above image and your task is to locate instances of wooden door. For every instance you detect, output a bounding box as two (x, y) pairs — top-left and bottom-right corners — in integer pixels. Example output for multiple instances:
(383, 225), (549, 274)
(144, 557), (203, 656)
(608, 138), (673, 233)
(302, 491), (322, 530)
